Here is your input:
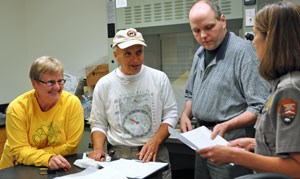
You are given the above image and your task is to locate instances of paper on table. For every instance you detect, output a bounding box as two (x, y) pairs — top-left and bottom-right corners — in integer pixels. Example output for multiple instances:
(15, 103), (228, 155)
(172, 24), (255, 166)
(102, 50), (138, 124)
(54, 166), (127, 179)
(103, 159), (168, 178)
(58, 158), (167, 179)
(168, 126), (228, 150)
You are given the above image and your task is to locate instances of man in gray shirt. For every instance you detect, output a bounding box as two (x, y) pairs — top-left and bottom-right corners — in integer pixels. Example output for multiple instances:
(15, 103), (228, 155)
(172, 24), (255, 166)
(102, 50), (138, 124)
(180, 0), (270, 178)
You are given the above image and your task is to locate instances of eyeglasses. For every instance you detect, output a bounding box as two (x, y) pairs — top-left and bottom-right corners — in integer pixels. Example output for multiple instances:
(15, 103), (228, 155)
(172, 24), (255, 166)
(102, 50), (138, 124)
(38, 79), (66, 87)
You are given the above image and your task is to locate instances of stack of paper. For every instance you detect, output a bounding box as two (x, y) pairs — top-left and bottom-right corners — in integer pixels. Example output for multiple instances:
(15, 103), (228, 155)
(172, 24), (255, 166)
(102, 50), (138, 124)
(168, 126), (228, 150)
(55, 158), (168, 179)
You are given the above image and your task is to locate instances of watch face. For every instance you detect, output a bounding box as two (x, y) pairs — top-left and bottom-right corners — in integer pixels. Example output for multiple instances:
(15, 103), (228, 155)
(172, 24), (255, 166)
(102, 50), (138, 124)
(123, 109), (152, 137)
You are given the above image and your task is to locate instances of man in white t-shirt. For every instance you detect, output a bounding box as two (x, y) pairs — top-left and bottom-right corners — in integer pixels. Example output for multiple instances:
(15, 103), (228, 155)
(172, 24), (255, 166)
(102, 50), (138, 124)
(88, 28), (178, 179)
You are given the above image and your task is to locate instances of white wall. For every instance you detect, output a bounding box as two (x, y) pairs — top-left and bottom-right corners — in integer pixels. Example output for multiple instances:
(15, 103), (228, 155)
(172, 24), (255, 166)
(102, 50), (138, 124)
(0, 0), (27, 103)
(0, 0), (108, 103)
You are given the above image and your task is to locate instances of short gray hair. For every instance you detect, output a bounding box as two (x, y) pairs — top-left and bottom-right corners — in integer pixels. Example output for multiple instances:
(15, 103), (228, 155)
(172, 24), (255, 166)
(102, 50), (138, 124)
(29, 56), (64, 80)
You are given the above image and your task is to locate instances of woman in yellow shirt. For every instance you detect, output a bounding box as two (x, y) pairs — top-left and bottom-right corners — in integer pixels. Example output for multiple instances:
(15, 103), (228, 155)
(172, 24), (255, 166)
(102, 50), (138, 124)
(0, 56), (84, 170)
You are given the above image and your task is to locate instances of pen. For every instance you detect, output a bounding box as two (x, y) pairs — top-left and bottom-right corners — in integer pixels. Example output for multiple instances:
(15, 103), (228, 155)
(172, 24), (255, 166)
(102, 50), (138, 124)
(101, 153), (112, 161)
(100, 154), (106, 160)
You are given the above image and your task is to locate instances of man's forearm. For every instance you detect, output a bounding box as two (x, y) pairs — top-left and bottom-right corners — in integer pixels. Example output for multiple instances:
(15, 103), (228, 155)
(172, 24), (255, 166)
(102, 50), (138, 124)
(91, 131), (106, 150)
(151, 123), (170, 145)
(182, 100), (193, 118)
(226, 111), (257, 131)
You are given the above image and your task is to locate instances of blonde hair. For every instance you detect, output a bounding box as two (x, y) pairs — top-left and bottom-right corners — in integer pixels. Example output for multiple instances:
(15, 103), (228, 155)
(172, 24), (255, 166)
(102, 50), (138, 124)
(29, 56), (64, 80)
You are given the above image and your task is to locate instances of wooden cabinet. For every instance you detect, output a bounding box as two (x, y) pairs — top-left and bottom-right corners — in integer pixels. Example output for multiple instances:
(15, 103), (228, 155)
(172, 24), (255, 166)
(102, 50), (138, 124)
(0, 128), (6, 156)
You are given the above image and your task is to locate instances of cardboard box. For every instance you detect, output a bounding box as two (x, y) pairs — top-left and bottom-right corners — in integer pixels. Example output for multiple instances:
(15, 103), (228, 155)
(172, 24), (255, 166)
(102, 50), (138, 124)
(86, 64), (109, 86)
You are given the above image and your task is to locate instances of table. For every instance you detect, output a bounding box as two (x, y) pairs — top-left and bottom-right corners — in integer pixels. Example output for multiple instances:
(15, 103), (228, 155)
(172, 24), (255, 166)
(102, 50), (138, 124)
(0, 153), (166, 179)
(0, 154), (82, 179)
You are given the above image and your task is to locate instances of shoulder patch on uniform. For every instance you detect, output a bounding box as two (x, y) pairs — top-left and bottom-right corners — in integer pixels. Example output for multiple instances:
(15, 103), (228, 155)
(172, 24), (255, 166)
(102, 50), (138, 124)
(265, 98), (272, 111)
(277, 98), (297, 124)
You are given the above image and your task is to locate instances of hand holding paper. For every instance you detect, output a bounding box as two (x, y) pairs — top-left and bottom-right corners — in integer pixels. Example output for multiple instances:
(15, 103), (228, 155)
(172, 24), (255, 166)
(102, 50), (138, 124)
(168, 126), (228, 150)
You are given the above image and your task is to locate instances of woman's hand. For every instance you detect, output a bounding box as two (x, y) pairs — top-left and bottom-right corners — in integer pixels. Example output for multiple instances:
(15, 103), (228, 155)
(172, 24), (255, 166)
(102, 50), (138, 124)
(228, 138), (255, 151)
(48, 155), (71, 171)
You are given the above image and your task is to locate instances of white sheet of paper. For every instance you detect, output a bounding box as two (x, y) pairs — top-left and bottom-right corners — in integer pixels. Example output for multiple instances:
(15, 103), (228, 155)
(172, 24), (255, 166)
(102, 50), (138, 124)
(54, 166), (127, 179)
(168, 126), (228, 150)
(103, 159), (167, 178)
(116, 0), (127, 8)
(63, 158), (167, 179)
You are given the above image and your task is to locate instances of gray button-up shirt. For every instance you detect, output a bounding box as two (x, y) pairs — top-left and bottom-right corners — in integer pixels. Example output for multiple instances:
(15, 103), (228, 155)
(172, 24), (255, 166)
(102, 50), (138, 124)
(185, 32), (270, 122)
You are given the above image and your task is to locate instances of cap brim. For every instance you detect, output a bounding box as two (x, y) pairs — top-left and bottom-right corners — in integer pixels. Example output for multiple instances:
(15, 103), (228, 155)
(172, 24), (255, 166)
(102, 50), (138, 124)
(117, 40), (147, 49)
